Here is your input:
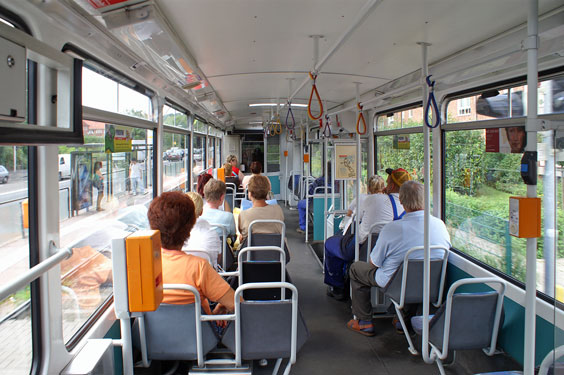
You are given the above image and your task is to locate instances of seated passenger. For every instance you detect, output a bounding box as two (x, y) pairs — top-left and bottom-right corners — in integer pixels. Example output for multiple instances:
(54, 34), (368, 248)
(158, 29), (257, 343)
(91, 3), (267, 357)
(198, 172), (231, 212)
(227, 154), (245, 181)
(184, 192), (222, 269)
(296, 163), (332, 234)
(201, 179), (237, 237)
(346, 181), (451, 336)
(147, 191), (235, 316)
(325, 174), (398, 300)
(197, 173), (213, 198)
(241, 161), (271, 191)
(224, 163), (241, 189)
(238, 175), (284, 244)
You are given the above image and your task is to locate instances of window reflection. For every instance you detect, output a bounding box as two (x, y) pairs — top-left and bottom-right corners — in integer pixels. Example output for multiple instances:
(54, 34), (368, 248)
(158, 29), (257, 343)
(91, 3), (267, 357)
(59, 121), (153, 342)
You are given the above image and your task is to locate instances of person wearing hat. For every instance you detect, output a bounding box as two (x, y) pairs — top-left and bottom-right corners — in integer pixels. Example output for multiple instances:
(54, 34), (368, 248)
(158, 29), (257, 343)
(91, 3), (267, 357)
(345, 181), (451, 336)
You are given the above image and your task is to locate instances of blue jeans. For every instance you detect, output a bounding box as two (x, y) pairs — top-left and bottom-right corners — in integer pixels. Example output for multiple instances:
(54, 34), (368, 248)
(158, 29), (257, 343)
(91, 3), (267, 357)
(131, 177), (142, 194)
(298, 199), (307, 230)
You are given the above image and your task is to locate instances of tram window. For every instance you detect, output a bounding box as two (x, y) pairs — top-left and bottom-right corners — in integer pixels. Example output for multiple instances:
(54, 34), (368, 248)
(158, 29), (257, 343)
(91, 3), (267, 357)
(376, 107), (422, 132)
(208, 137), (215, 169)
(163, 132), (188, 192)
(0, 145), (32, 375)
(194, 119), (207, 134)
(163, 104), (189, 129)
(446, 76), (564, 124)
(82, 67), (153, 121)
(266, 134), (280, 173)
(444, 129), (528, 283)
(216, 136), (222, 169)
(59, 122), (153, 343)
(344, 141), (369, 204)
(193, 134), (206, 181)
(376, 134), (427, 183)
(311, 143), (322, 178)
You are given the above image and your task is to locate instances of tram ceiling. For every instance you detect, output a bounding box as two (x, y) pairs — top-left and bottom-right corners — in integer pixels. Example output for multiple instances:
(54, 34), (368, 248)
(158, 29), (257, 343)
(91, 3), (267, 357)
(158, 0), (562, 126)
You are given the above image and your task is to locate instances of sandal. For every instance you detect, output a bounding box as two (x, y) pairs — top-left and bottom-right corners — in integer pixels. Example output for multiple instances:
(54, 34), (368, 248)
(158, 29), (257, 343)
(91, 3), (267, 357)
(346, 319), (375, 337)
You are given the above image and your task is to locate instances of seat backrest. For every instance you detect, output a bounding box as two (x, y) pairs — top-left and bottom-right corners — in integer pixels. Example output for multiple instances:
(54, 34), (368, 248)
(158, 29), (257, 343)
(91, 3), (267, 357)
(241, 262), (285, 300)
(247, 220), (288, 261)
(429, 291), (501, 351)
(221, 283), (309, 363)
(137, 303), (218, 361)
(383, 246), (448, 306)
(238, 246), (286, 300)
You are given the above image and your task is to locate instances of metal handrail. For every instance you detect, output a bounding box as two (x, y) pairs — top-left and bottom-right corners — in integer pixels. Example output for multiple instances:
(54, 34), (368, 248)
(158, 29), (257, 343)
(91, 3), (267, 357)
(0, 241), (72, 302)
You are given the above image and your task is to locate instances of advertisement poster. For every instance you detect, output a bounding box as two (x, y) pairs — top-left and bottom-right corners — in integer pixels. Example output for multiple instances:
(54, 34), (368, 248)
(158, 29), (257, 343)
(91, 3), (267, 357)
(335, 144), (357, 180)
(393, 134), (410, 149)
(105, 124), (132, 153)
(71, 152), (92, 213)
(485, 126), (526, 154)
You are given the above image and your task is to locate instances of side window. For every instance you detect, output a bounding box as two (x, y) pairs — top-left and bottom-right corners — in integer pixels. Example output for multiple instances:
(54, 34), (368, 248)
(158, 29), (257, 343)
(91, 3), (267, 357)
(0, 146), (31, 374)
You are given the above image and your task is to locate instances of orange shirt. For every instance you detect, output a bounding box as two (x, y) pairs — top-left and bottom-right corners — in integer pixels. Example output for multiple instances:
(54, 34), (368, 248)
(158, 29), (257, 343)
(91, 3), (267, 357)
(161, 249), (232, 314)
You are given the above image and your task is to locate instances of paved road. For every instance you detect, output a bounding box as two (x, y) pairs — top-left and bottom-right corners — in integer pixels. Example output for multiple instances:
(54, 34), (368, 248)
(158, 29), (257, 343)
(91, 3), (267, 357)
(0, 177), (71, 204)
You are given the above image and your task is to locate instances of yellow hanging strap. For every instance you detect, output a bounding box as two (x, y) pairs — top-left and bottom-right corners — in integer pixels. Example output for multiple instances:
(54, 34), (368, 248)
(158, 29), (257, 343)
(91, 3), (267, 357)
(356, 102), (367, 135)
(308, 72), (323, 120)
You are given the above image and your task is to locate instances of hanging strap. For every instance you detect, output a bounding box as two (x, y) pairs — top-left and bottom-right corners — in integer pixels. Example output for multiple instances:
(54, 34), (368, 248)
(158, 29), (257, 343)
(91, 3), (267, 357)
(424, 75), (441, 128)
(388, 194), (405, 220)
(336, 114), (341, 129)
(285, 101), (296, 130)
(356, 103), (367, 135)
(322, 114), (332, 138)
(308, 72), (323, 120)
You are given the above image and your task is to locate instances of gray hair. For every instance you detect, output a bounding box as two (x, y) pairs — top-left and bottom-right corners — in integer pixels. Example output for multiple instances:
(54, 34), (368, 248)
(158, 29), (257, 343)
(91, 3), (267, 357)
(399, 180), (424, 211)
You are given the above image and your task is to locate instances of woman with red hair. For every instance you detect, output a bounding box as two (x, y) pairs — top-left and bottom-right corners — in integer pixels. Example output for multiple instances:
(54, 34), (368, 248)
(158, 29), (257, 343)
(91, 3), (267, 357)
(147, 191), (234, 315)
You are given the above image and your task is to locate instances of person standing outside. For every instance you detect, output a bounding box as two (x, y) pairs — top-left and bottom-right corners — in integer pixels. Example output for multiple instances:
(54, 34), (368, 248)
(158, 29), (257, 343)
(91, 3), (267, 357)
(129, 159), (143, 196)
(93, 161), (104, 211)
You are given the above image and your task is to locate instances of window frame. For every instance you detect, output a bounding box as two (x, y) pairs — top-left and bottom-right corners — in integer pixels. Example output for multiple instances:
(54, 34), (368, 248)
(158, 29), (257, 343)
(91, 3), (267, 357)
(440, 70), (564, 307)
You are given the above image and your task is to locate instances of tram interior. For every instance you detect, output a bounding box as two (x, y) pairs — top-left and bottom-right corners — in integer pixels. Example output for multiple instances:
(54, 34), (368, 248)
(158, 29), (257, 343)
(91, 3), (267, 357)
(1, 0), (564, 374)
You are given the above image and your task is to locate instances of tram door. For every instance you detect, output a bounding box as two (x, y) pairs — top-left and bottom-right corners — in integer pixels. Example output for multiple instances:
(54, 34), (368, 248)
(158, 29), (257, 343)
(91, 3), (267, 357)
(265, 133), (281, 199)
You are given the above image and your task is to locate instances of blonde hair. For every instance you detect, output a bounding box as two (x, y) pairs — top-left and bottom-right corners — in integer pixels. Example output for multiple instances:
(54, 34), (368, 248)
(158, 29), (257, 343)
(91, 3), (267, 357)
(399, 181), (424, 211)
(367, 175), (385, 194)
(226, 154), (237, 163)
(186, 191), (204, 216)
(248, 175), (270, 200)
(223, 163), (233, 176)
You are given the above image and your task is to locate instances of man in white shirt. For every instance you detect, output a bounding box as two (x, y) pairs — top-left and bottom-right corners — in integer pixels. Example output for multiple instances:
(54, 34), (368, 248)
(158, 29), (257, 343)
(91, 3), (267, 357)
(129, 159), (143, 196)
(201, 179), (237, 236)
(346, 181), (451, 336)
(184, 192), (222, 269)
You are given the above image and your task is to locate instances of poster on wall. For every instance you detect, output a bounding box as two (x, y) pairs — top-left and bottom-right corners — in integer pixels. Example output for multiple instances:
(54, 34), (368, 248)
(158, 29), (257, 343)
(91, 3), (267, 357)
(393, 134), (410, 149)
(335, 144), (357, 180)
(485, 126), (526, 154)
(105, 124), (132, 153)
(71, 152), (92, 213)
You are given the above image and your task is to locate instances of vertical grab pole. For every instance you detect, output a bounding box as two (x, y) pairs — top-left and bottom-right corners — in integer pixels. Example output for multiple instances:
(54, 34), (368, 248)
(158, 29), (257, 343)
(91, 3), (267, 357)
(418, 41), (434, 365)
(324, 126), (328, 240)
(305, 123), (310, 242)
(306, 36), (320, 243)
(331, 140), (336, 228)
(524, 0), (539, 373)
(354, 83), (362, 262)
